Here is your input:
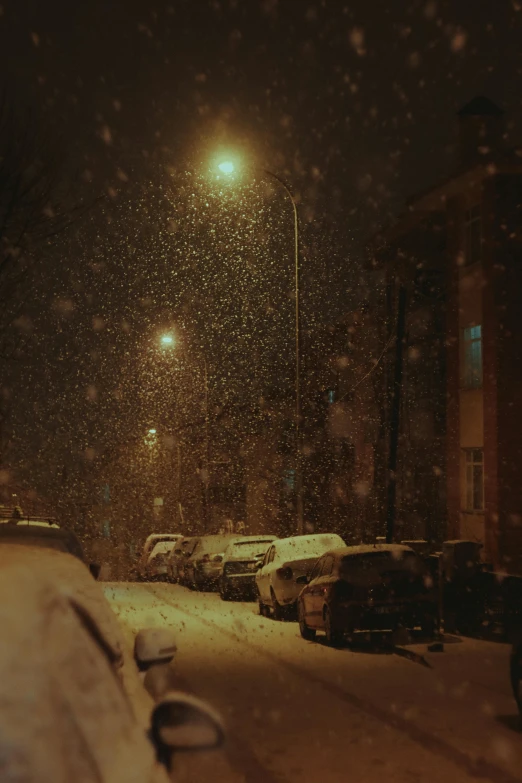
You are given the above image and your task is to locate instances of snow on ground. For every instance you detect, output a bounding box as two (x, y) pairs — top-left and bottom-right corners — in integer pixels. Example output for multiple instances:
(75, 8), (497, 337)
(104, 582), (522, 783)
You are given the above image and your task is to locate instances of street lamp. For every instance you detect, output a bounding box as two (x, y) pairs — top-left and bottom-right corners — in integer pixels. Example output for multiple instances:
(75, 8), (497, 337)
(215, 158), (303, 535)
(158, 333), (211, 532)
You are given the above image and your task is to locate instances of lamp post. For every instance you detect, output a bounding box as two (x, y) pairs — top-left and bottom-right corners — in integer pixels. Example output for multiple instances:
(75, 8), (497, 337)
(159, 333), (210, 532)
(215, 160), (303, 534)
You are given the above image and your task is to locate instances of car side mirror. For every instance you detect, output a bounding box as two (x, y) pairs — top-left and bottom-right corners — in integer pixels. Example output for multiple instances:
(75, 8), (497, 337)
(89, 562), (101, 580)
(151, 691), (225, 763)
(134, 628), (178, 672)
(296, 575), (309, 585)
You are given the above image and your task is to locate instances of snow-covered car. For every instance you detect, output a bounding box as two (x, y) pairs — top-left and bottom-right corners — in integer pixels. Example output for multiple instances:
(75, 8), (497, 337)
(146, 539), (178, 580)
(136, 532), (182, 579)
(219, 535), (277, 600)
(0, 544), (224, 782)
(256, 533), (345, 619)
(297, 544), (437, 645)
(184, 534), (240, 590)
(167, 536), (197, 583)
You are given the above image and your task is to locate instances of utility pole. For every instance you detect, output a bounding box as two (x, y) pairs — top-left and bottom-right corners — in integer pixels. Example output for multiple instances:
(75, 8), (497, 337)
(385, 284), (407, 544)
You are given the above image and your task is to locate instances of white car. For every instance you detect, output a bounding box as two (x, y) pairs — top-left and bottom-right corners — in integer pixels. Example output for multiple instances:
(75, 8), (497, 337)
(255, 533), (345, 619)
(137, 533), (182, 579)
(0, 544), (224, 782)
(146, 540), (178, 580)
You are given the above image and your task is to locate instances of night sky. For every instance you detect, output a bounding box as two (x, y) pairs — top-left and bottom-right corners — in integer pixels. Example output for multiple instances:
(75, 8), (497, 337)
(0, 0), (519, 506)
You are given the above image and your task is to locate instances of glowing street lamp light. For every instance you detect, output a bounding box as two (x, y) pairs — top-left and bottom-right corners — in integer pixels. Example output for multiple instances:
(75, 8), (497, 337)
(217, 160), (235, 175)
(160, 334), (175, 347)
(148, 428), (157, 435)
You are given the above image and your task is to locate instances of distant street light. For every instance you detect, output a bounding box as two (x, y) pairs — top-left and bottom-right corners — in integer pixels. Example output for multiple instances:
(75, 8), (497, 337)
(148, 428), (157, 435)
(158, 332), (210, 531)
(214, 157), (303, 535)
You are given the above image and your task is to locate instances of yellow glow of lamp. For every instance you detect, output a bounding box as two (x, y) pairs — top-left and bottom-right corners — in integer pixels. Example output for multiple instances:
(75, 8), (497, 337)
(217, 160), (235, 175)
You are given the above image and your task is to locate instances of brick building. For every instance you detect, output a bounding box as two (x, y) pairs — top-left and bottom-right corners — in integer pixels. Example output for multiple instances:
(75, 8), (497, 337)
(374, 96), (522, 571)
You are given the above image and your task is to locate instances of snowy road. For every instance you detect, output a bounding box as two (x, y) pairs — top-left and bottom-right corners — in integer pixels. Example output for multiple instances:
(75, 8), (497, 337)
(104, 582), (522, 783)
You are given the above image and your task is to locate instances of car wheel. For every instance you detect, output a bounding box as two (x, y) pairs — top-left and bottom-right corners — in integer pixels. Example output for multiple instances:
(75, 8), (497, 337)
(271, 590), (285, 621)
(298, 600), (316, 641)
(324, 608), (343, 647)
(220, 581), (232, 601)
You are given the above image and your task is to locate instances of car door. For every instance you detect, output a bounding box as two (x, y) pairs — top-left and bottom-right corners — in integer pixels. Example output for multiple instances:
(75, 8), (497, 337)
(257, 545), (275, 602)
(301, 557), (324, 626)
(311, 554), (335, 628)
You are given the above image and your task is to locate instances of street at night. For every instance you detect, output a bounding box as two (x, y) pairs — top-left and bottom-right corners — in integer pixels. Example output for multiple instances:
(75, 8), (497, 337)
(105, 581), (521, 783)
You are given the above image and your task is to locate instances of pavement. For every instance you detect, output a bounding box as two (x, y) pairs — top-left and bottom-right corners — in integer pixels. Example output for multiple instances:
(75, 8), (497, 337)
(104, 581), (522, 783)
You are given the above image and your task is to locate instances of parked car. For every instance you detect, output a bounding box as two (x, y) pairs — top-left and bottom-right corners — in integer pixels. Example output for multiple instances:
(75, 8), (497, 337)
(219, 535), (277, 600)
(184, 534), (240, 591)
(0, 514), (103, 577)
(146, 540), (178, 581)
(297, 544), (437, 645)
(256, 533), (345, 619)
(167, 536), (197, 583)
(136, 533), (182, 580)
(0, 544), (224, 781)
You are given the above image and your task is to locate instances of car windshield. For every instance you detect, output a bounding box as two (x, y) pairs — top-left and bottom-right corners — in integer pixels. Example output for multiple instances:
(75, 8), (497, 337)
(228, 540), (274, 559)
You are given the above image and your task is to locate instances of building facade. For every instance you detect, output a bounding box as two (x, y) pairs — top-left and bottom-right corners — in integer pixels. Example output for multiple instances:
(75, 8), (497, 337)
(374, 97), (522, 571)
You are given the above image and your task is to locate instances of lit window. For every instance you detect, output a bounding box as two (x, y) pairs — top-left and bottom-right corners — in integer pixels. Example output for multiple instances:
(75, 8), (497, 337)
(464, 449), (484, 511)
(462, 324), (482, 388)
(464, 204), (482, 266)
(327, 389), (335, 404)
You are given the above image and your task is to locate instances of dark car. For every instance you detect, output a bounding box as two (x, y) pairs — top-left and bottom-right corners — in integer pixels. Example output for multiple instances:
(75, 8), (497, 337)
(219, 535), (277, 600)
(297, 544), (437, 646)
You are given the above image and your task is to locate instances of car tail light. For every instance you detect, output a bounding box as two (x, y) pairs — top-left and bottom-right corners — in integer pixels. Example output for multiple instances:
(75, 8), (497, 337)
(276, 566), (293, 580)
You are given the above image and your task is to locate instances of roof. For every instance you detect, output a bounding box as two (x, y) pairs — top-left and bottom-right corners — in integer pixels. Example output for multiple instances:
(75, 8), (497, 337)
(458, 96), (503, 117)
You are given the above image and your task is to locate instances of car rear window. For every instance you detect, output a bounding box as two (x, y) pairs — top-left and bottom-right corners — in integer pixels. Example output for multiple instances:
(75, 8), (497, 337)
(228, 540), (274, 559)
(339, 551), (426, 580)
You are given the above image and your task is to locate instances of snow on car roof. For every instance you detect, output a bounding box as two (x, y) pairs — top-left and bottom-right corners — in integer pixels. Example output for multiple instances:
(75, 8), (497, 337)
(331, 544), (416, 558)
(230, 536), (276, 545)
(276, 533), (345, 560)
(144, 532), (181, 543)
(148, 540), (177, 558)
